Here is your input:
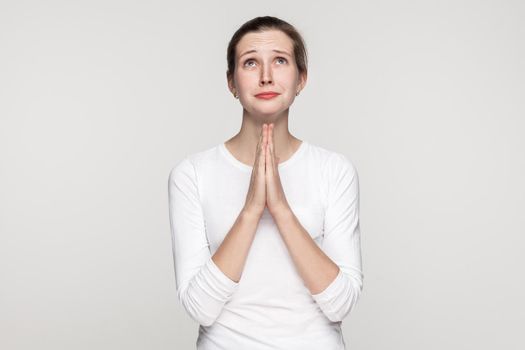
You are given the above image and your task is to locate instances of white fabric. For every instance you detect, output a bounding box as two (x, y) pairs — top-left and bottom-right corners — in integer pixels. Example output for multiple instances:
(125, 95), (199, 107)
(168, 140), (363, 349)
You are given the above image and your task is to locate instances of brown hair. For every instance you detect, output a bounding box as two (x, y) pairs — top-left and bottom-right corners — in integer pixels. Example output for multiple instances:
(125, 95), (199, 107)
(226, 16), (308, 83)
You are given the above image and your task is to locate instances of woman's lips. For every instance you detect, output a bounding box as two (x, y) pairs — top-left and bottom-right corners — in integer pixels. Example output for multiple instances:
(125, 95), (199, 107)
(255, 92), (280, 99)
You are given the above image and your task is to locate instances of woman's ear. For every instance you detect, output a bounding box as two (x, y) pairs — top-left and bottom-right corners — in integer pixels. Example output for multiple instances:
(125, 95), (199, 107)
(298, 71), (307, 92)
(227, 73), (235, 94)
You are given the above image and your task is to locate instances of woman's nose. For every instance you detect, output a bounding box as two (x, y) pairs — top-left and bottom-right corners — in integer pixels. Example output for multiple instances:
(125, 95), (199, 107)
(259, 64), (273, 85)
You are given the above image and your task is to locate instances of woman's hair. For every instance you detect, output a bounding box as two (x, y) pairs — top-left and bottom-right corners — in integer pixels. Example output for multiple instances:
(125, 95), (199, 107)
(226, 16), (308, 83)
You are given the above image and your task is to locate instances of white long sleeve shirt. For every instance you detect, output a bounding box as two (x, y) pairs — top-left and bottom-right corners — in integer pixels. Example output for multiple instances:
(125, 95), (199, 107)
(168, 140), (363, 349)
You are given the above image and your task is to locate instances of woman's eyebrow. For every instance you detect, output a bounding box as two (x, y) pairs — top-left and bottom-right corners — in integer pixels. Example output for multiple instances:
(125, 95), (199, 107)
(239, 49), (292, 58)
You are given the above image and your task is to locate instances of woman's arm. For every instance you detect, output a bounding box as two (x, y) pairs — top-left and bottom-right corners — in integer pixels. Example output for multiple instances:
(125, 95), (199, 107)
(211, 209), (261, 283)
(169, 129), (268, 327)
(168, 158), (260, 327)
(272, 209), (341, 295)
(273, 153), (363, 322)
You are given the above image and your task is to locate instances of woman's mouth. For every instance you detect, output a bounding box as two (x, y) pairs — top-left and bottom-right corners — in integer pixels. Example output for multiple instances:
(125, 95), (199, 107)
(255, 92), (280, 99)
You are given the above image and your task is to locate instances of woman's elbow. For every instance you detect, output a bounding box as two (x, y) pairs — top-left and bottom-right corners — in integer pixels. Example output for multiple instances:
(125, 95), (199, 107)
(327, 277), (363, 322)
(178, 287), (219, 327)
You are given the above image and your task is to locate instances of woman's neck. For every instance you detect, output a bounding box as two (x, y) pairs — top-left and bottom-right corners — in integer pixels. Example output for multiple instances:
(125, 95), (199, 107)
(225, 121), (301, 166)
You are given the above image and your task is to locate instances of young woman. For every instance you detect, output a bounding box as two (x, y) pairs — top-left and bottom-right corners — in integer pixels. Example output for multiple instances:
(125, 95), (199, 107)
(168, 16), (363, 349)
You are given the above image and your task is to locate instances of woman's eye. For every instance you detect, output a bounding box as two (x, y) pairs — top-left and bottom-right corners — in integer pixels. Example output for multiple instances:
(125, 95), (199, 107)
(243, 57), (287, 67)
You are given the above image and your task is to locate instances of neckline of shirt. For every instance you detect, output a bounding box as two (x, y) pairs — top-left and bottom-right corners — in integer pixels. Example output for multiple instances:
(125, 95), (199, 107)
(219, 140), (308, 173)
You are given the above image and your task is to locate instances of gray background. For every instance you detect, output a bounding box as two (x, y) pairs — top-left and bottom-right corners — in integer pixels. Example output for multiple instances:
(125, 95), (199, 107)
(1, 0), (524, 349)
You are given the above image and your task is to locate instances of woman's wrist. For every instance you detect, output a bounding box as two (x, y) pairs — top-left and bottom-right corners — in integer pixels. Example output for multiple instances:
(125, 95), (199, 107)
(241, 206), (264, 221)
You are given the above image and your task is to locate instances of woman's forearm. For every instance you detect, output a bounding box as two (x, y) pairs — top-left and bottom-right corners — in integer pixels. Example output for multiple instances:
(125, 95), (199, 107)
(273, 208), (340, 295)
(211, 208), (261, 283)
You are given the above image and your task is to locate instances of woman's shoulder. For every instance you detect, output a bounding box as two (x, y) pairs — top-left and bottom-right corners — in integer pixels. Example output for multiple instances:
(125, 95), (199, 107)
(306, 141), (358, 175)
(168, 143), (222, 180)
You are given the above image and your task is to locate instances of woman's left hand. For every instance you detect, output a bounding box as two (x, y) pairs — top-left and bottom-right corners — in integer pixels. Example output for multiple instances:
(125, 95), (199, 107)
(265, 123), (291, 216)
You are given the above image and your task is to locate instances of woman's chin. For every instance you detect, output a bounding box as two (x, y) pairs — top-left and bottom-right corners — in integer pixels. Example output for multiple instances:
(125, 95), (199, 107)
(248, 105), (290, 118)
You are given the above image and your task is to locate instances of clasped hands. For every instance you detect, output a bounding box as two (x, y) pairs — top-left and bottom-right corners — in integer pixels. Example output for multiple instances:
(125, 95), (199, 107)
(244, 123), (291, 218)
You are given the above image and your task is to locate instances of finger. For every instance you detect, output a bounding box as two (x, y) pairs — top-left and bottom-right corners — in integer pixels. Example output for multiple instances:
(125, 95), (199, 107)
(264, 124), (270, 149)
(253, 140), (260, 173)
(261, 124), (268, 152)
(271, 124), (275, 158)
(256, 125), (263, 153)
(265, 140), (269, 178)
(252, 141), (260, 177)
(266, 127), (273, 176)
(260, 124), (267, 172)
(255, 125), (264, 162)
(269, 124), (275, 169)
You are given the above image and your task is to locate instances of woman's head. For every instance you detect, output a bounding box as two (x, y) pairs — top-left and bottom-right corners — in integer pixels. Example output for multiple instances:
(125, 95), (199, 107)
(226, 16), (308, 84)
(226, 16), (308, 118)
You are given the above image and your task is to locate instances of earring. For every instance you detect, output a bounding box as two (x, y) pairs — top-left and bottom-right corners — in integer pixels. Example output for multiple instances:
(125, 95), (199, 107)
(233, 92), (238, 99)
(296, 91), (300, 96)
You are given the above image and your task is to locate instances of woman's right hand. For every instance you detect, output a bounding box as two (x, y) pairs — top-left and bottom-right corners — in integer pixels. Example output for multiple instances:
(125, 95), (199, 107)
(243, 123), (267, 218)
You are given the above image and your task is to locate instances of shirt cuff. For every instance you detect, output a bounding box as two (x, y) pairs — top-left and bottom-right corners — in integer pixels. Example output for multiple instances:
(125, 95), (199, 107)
(205, 257), (240, 294)
(311, 268), (345, 303)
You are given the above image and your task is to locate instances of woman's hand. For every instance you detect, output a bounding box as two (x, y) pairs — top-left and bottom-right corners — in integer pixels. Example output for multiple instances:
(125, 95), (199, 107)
(265, 123), (291, 217)
(243, 124), (268, 218)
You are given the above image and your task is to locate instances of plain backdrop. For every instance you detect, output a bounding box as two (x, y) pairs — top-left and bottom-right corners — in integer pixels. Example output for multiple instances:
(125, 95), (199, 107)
(1, 0), (524, 349)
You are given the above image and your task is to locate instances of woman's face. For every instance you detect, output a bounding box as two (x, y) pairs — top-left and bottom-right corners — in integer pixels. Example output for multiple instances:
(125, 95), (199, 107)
(229, 29), (306, 118)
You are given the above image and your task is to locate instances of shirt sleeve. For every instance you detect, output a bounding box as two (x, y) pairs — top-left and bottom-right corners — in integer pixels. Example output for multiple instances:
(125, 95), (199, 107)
(168, 157), (239, 327)
(311, 153), (364, 322)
